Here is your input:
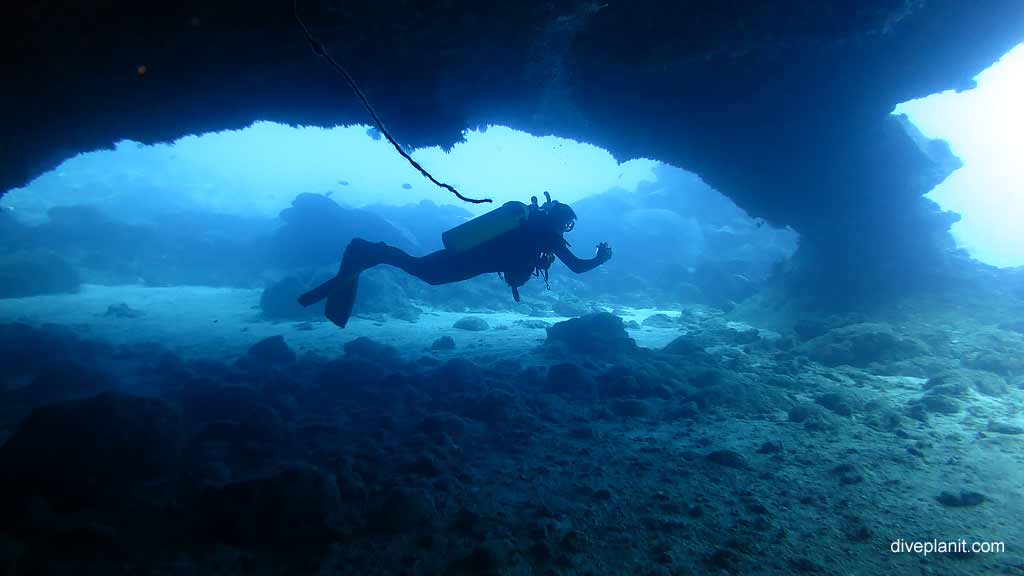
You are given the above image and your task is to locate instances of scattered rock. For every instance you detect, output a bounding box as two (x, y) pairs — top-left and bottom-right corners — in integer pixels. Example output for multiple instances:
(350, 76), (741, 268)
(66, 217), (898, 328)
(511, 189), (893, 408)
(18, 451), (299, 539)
(935, 490), (986, 507)
(390, 304), (422, 323)
(0, 249), (81, 298)
(814, 391), (857, 417)
(793, 318), (829, 341)
(454, 316), (489, 331)
(431, 335), (456, 351)
(200, 465), (344, 562)
(426, 358), (484, 394)
(925, 369), (1008, 397)
(662, 335), (706, 357)
(103, 302), (145, 319)
(798, 323), (926, 368)
(260, 276), (323, 319)
(0, 393), (184, 515)
(986, 421), (1024, 435)
(545, 313), (638, 357)
(246, 335), (296, 367)
(417, 412), (468, 439)
(642, 313), (677, 328)
(609, 398), (652, 418)
(553, 300), (590, 317)
(706, 449), (748, 469)
(367, 488), (434, 533)
(964, 352), (1024, 378)
(9, 361), (112, 405)
(914, 395), (961, 415)
(546, 363), (596, 397)
(830, 463), (864, 485)
(704, 548), (740, 572)
(788, 557), (824, 573)
(788, 405), (816, 423)
(344, 336), (401, 365)
(466, 389), (522, 424)
(568, 425), (596, 439)
(514, 319), (550, 329)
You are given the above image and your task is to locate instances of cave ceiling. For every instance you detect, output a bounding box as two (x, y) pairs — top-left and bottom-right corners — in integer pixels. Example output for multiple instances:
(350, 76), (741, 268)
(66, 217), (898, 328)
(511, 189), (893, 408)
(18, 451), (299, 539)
(3, 0), (1023, 248)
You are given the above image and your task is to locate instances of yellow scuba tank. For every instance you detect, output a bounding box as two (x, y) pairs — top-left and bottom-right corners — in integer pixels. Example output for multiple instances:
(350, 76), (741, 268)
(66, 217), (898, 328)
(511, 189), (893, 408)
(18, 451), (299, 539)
(441, 201), (530, 252)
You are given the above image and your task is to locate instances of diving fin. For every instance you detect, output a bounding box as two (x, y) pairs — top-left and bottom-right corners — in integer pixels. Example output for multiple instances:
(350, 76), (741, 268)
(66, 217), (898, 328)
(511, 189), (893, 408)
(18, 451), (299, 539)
(298, 277), (336, 307)
(324, 275), (358, 328)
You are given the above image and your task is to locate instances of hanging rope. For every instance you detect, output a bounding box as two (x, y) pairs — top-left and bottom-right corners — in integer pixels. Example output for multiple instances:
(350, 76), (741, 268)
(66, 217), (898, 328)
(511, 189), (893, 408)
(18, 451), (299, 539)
(293, 0), (492, 204)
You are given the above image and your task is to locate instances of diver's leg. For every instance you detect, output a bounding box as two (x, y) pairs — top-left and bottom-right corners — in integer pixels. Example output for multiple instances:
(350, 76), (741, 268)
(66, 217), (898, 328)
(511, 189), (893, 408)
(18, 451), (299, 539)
(297, 239), (375, 308)
(379, 245), (489, 286)
(298, 238), (490, 327)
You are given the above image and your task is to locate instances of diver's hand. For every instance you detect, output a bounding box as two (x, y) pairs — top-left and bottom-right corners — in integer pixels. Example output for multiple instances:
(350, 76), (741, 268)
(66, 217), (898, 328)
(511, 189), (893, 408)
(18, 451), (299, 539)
(595, 242), (613, 263)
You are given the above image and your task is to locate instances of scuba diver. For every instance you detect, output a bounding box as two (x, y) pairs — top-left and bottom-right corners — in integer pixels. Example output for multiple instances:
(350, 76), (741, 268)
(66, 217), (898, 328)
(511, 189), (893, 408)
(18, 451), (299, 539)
(298, 192), (613, 328)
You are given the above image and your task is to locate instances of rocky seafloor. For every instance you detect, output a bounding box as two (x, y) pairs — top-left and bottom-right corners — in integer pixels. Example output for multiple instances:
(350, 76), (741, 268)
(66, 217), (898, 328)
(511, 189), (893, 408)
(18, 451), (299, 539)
(1, 289), (1023, 575)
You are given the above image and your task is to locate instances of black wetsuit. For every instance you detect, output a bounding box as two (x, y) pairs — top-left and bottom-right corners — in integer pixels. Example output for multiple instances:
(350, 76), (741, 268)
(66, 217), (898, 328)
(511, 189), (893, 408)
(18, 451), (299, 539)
(297, 208), (606, 325)
(373, 210), (569, 292)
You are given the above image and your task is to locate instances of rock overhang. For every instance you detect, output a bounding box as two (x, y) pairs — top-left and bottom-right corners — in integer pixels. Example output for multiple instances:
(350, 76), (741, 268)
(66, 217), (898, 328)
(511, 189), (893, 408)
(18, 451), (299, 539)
(2, 1), (1023, 275)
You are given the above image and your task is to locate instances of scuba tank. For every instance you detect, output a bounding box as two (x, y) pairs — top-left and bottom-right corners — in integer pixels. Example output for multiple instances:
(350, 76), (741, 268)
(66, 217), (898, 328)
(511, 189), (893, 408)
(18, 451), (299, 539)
(442, 192), (574, 302)
(441, 201), (530, 252)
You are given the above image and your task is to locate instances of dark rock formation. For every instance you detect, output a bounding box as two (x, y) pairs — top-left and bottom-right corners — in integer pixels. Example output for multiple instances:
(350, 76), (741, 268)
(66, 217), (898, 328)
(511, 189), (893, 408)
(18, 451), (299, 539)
(546, 363), (596, 397)
(545, 312), (638, 357)
(103, 302), (145, 319)
(198, 465), (344, 563)
(798, 323), (927, 368)
(552, 300), (591, 317)
(246, 335), (296, 367)
(0, 393), (184, 517)
(925, 368), (1008, 398)
(0, 249), (80, 298)
(260, 275), (325, 320)
(271, 193), (413, 267)
(454, 316), (489, 331)
(343, 336), (402, 366)
(431, 335), (456, 351)
(4, 2), (1023, 303)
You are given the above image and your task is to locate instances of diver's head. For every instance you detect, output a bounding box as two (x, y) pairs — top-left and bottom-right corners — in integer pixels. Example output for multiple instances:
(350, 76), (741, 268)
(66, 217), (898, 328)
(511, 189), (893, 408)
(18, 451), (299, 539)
(546, 201), (577, 233)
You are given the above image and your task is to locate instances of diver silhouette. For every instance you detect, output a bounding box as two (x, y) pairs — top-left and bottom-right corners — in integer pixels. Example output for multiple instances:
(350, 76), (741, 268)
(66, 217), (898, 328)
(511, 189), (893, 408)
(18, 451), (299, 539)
(298, 193), (613, 328)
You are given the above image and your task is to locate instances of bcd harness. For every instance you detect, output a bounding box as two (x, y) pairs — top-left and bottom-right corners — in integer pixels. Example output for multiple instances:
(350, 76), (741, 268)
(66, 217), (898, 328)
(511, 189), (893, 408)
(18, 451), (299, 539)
(502, 192), (568, 302)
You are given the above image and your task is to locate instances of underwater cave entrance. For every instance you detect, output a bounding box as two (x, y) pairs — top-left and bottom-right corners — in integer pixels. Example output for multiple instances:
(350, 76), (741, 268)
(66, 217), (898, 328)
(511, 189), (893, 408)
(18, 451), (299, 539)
(0, 122), (797, 311)
(895, 42), (1024, 269)
(0, 123), (660, 223)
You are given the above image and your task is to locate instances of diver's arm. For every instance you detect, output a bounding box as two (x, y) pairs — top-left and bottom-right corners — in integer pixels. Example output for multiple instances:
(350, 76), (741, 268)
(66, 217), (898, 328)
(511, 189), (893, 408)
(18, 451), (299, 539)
(554, 242), (612, 274)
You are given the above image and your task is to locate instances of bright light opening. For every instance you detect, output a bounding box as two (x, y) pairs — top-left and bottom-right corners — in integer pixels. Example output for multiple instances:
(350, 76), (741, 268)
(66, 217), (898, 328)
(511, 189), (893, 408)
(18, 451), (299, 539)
(895, 43), (1024, 268)
(1, 123), (658, 223)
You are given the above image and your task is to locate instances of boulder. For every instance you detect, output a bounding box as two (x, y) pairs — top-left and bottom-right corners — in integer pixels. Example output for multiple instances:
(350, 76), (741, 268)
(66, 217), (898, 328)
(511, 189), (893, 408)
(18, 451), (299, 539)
(270, 193), (412, 267)
(103, 302), (145, 319)
(545, 313), (638, 357)
(0, 393), (184, 517)
(552, 300), (590, 317)
(454, 316), (489, 331)
(366, 488), (435, 534)
(924, 369), (1008, 397)
(545, 363), (596, 397)
(706, 449), (749, 470)
(246, 335), (296, 367)
(198, 465), (345, 562)
(0, 249), (81, 298)
(344, 336), (401, 366)
(642, 313), (678, 328)
(798, 323), (926, 367)
(431, 335), (456, 351)
(260, 276), (323, 320)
